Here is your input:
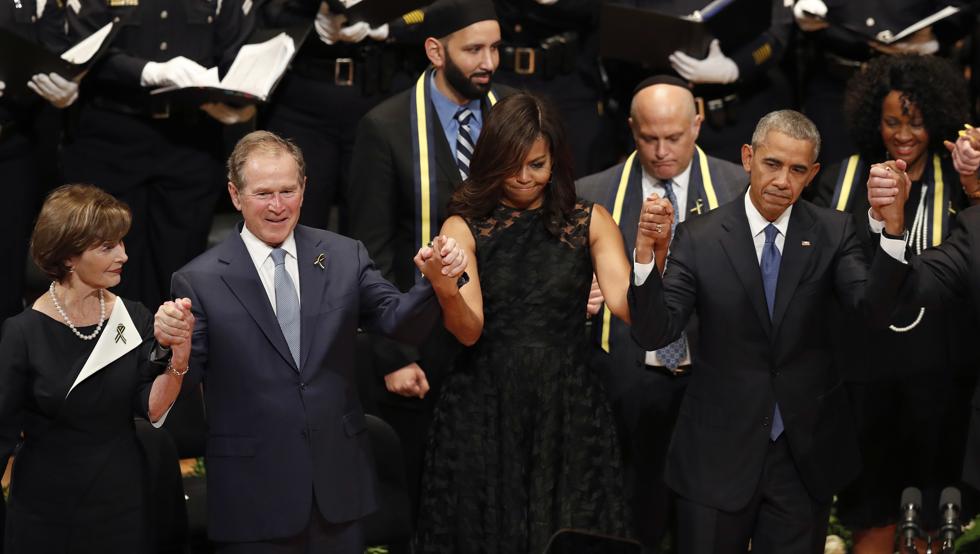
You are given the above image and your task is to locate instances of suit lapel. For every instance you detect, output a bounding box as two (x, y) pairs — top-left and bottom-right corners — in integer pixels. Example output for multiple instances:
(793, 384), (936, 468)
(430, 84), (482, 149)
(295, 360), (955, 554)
(295, 227), (327, 371)
(620, 162), (645, 255)
(719, 205), (772, 335)
(218, 233), (298, 371)
(772, 203), (817, 331)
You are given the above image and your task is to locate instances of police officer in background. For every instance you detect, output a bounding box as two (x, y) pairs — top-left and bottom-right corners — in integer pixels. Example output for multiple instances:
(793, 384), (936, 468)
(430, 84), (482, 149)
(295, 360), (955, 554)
(61, 0), (256, 310)
(259, 0), (426, 232)
(793, 0), (972, 164)
(0, 0), (78, 325)
(665, 0), (794, 164)
(492, 0), (616, 177)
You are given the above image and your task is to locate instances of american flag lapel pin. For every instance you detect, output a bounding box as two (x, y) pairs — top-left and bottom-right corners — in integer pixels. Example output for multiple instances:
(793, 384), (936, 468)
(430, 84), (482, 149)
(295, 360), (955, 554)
(801, 240), (812, 247)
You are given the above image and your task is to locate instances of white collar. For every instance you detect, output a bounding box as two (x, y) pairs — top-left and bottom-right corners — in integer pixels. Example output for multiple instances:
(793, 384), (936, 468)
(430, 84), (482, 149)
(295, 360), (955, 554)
(240, 224), (297, 267)
(641, 157), (694, 192)
(743, 190), (792, 239)
(67, 299), (142, 397)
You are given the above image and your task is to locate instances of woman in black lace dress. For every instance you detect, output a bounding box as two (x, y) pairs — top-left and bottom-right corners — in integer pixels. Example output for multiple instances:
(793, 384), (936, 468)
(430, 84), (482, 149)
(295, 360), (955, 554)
(409, 92), (652, 553)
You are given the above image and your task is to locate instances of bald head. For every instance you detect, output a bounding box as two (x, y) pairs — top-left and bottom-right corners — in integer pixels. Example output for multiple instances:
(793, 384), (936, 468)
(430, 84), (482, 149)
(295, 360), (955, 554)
(628, 84), (703, 180)
(630, 83), (697, 122)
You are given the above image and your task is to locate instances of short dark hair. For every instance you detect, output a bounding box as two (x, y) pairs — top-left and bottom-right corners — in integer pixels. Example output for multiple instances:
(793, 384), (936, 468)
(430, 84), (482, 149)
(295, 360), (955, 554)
(844, 54), (968, 159)
(31, 184), (132, 282)
(227, 130), (306, 191)
(448, 92), (576, 237)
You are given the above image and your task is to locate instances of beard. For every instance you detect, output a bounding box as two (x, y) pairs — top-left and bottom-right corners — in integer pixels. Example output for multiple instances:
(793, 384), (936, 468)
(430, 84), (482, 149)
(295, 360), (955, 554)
(444, 52), (493, 100)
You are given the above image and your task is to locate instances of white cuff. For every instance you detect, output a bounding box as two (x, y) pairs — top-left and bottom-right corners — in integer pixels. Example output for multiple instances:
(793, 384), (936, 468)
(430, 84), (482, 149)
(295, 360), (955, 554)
(633, 249), (656, 285)
(867, 208), (886, 234)
(879, 233), (908, 264)
(150, 400), (176, 428)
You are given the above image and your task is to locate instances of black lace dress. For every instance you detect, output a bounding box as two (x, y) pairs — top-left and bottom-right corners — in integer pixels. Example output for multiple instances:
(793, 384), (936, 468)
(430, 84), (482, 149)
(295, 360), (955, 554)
(415, 201), (629, 553)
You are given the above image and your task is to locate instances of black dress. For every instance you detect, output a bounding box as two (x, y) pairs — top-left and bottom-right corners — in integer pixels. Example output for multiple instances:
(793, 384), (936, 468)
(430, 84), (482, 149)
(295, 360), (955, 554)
(0, 299), (163, 553)
(414, 201), (630, 553)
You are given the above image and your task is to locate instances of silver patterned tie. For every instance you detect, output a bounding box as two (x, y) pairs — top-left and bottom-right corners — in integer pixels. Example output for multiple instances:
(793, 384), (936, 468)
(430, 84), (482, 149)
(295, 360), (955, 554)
(454, 107), (474, 180)
(654, 179), (688, 370)
(271, 248), (300, 368)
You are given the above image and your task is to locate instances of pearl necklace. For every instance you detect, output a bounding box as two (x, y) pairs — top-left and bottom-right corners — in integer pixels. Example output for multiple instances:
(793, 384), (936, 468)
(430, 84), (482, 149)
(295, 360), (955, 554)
(49, 281), (106, 340)
(889, 186), (928, 333)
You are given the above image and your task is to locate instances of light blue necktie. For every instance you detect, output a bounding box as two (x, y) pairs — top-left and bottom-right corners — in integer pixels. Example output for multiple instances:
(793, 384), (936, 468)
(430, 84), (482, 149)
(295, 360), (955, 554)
(271, 248), (300, 368)
(654, 179), (688, 370)
(761, 224), (784, 440)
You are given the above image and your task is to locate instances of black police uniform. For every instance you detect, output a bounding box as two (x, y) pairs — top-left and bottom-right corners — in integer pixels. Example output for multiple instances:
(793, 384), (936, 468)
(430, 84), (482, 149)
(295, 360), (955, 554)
(798, 0), (971, 164)
(0, 0), (66, 322)
(607, 0), (794, 165)
(259, 0), (425, 233)
(492, 0), (617, 177)
(61, 0), (254, 309)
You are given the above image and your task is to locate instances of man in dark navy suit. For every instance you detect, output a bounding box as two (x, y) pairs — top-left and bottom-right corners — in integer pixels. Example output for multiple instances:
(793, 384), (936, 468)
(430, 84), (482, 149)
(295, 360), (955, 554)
(160, 130), (467, 553)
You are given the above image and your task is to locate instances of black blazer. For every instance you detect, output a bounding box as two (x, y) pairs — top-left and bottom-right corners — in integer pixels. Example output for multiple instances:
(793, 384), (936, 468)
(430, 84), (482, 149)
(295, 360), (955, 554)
(629, 198), (908, 510)
(171, 224), (441, 542)
(347, 76), (513, 378)
(900, 206), (980, 490)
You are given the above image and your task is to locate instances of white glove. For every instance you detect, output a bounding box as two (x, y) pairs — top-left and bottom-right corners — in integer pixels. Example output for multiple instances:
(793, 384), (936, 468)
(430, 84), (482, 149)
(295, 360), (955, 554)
(201, 102), (257, 125)
(315, 2), (346, 45)
(793, 0), (827, 19)
(337, 21), (370, 42)
(669, 39), (739, 85)
(367, 23), (389, 41)
(793, 0), (829, 31)
(27, 73), (79, 108)
(140, 56), (211, 88)
(0, 80), (5, 98)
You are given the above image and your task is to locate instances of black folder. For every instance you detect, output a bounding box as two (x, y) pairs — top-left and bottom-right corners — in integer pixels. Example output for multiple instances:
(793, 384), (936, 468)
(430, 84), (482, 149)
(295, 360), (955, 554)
(0, 23), (116, 103)
(599, 0), (771, 71)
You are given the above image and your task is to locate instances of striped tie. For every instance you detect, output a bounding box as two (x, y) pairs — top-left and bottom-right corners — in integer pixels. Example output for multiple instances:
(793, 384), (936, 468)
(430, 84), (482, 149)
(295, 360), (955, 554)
(454, 107), (474, 180)
(654, 179), (688, 370)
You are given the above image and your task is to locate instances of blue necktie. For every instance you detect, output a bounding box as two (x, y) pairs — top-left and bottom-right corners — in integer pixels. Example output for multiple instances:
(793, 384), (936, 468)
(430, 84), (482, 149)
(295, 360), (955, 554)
(454, 108), (474, 180)
(654, 179), (688, 370)
(271, 248), (300, 368)
(761, 224), (784, 440)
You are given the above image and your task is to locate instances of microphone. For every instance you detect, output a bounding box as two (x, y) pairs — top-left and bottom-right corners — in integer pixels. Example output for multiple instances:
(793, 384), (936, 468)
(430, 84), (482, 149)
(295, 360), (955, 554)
(899, 487), (923, 553)
(939, 487), (962, 553)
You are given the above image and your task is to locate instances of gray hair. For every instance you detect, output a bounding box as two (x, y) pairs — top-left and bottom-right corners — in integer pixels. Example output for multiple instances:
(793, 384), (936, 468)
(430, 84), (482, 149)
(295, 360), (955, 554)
(227, 130), (306, 191)
(750, 110), (821, 161)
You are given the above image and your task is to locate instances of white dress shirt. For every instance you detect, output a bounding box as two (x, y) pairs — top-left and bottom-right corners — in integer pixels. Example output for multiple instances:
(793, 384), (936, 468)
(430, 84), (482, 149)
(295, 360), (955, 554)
(641, 161), (693, 224)
(240, 225), (302, 313)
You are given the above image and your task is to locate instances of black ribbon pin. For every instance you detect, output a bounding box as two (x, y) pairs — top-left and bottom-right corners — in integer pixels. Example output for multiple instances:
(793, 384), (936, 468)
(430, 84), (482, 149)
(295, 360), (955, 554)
(115, 323), (127, 344)
(314, 253), (326, 270)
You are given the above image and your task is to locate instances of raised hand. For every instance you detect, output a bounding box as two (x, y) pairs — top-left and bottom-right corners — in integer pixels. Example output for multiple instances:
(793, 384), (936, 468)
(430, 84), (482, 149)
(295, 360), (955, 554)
(636, 193), (674, 264)
(435, 235), (467, 278)
(945, 128), (980, 177)
(384, 362), (430, 399)
(154, 298), (194, 349)
(414, 236), (461, 297)
(867, 159), (910, 235)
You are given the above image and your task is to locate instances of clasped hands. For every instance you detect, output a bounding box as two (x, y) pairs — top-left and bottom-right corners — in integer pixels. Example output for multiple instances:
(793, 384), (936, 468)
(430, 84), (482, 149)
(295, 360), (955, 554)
(635, 193), (674, 265)
(154, 298), (196, 373)
(385, 237), (467, 399)
(867, 159), (911, 236)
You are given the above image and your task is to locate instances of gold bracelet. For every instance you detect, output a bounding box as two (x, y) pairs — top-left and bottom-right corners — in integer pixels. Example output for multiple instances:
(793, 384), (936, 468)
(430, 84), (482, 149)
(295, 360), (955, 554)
(167, 361), (189, 377)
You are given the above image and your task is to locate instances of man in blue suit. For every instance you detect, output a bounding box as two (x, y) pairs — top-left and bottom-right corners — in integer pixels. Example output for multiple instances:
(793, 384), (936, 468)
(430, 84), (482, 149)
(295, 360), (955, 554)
(159, 130), (467, 552)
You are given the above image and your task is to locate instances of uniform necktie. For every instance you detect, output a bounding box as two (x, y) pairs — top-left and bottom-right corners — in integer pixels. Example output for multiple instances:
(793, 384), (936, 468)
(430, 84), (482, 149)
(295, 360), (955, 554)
(761, 223), (784, 440)
(271, 248), (300, 368)
(454, 107), (474, 180)
(654, 179), (688, 370)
